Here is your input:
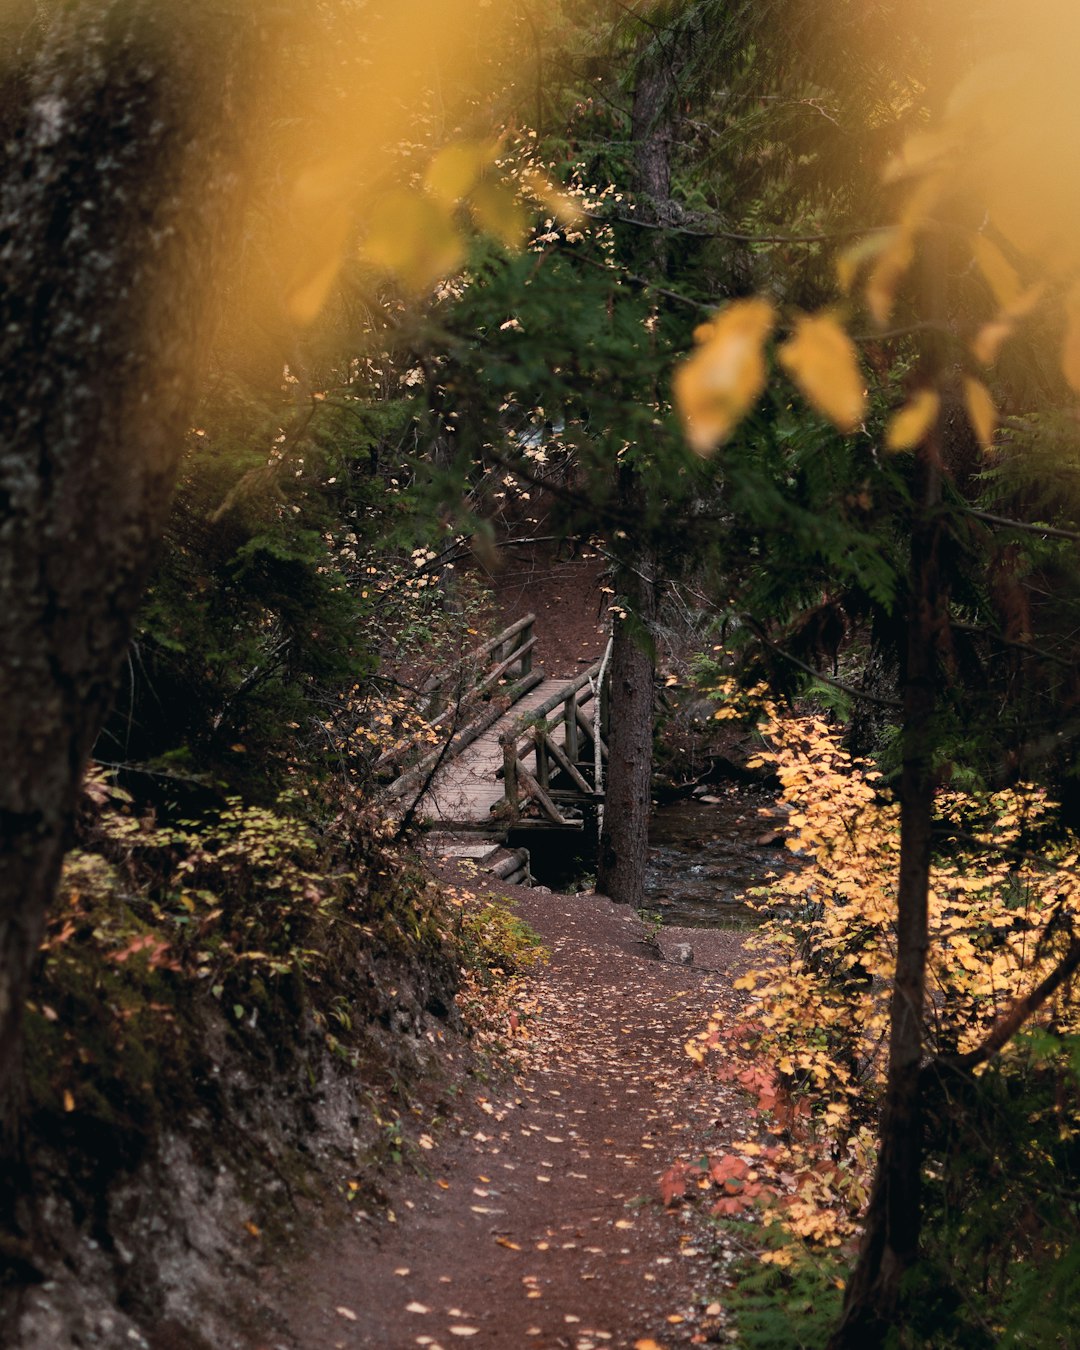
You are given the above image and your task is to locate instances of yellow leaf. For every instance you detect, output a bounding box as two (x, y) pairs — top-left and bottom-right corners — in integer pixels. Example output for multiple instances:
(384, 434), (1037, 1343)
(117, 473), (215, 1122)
(673, 299), (775, 454)
(864, 227), (913, 327)
(836, 230), (896, 295)
(284, 203), (351, 325)
(778, 313), (866, 433)
(885, 389), (940, 451)
(425, 139), (494, 206)
(963, 376), (997, 449)
(971, 319), (1014, 368)
(1062, 283), (1080, 392)
(63, 1089), (75, 1113)
(882, 128), (957, 185)
(364, 189), (465, 292)
(469, 179), (527, 251)
(972, 234), (1021, 309)
(634, 1341), (665, 1350)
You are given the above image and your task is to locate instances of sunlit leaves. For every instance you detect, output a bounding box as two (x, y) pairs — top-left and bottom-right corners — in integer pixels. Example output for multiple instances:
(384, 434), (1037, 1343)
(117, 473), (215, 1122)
(673, 299), (775, 453)
(777, 313), (866, 433)
(885, 388), (939, 452)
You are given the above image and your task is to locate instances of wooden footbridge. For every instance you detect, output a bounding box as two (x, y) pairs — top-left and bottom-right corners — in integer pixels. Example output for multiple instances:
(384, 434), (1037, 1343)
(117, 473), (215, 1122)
(381, 616), (610, 876)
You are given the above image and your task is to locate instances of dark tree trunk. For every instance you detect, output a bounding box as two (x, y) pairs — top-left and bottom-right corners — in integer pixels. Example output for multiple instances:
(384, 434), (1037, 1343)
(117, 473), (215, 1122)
(830, 245), (948, 1348)
(594, 33), (677, 906)
(0, 1), (260, 1123)
(597, 516), (656, 909)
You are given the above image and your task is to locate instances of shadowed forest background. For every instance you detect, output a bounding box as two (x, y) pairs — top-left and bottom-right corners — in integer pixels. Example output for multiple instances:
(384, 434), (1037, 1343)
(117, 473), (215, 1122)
(4, 1), (1080, 1346)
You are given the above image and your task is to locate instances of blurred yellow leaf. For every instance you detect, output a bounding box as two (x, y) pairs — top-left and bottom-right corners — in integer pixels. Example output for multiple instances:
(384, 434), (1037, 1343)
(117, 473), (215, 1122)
(885, 389), (940, 452)
(963, 376), (997, 449)
(284, 204), (351, 325)
(364, 189), (465, 292)
(882, 128), (957, 185)
(673, 299), (775, 454)
(972, 319), (1013, 368)
(425, 139), (494, 206)
(972, 234), (1021, 309)
(1062, 283), (1080, 392)
(469, 179), (527, 251)
(63, 1089), (75, 1113)
(778, 313), (866, 433)
(836, 230), (896, 295)
(863, 174), (940, 326)
(865, 228), (914, 327)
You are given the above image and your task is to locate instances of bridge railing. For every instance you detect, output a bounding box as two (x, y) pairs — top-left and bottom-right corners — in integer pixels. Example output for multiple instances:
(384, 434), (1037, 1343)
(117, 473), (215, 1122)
(499, 659), (609, 827)
(380, 614), (541, 794)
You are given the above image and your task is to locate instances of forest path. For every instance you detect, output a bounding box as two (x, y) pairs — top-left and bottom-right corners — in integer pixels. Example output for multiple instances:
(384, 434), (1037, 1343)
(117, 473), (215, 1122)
(261, 876), (753, 1350)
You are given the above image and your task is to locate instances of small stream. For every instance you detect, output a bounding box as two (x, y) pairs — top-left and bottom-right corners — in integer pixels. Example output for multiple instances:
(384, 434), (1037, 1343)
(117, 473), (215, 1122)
(515, 782), (788, 928)
(646, 786), (784, 927)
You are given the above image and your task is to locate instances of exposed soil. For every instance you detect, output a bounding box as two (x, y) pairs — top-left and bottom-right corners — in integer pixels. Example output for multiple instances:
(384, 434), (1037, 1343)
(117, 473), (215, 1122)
(239, 872), (756, 1350)
(472, 536), (610, 679)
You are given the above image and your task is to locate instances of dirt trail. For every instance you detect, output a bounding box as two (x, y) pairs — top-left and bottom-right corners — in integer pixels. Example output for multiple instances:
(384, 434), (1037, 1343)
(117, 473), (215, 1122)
(251, 878), (753, 1350)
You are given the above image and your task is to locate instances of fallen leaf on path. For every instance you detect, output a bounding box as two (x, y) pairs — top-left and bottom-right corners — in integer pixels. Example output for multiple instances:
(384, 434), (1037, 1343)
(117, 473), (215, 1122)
(335, 1307), (358, 1321)
(406, 1302), (431, 1314)
(449, 1329), (479, 1338)
(495, 1236), (521, 1250)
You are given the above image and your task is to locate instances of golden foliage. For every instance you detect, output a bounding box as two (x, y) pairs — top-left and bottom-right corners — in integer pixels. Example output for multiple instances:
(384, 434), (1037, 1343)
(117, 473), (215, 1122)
(963, 375), (997, 450)
(673, 299), (776, 453)
(777, 313), (866, 433)
(885, 388), (939, 452)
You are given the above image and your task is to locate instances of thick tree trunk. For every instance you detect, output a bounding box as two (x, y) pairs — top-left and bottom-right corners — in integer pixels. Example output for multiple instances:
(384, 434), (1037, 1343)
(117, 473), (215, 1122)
(0, 2), (259, 1121)
(597, 530), (656, 910)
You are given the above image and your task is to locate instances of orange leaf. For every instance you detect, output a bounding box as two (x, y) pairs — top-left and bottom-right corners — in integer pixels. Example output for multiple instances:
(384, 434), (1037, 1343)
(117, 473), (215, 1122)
(885, 389), (940, 451)
(673, 299), (776, 454)
(778, 313), (866, 433)
(659, 1162), (690, 1207)
(963, 376), (997, 449)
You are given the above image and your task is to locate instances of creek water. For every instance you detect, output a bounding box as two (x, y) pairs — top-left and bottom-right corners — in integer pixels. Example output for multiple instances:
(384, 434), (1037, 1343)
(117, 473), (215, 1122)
(514, 782), (786, 928)
(646, 785), (785, 927)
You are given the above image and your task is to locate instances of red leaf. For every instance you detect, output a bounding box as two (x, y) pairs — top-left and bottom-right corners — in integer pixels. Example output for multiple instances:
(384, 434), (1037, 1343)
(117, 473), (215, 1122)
(659, 1162), (691, 1207)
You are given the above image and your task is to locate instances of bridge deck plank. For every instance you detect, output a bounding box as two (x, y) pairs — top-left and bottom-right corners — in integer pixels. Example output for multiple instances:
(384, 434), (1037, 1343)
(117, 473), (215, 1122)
(414, 677), (585, 825)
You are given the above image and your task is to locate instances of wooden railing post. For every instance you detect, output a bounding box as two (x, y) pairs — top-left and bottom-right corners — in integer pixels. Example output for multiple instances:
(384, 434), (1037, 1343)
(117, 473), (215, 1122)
(564, 691), (579, 763)
(533, 723), (550, 792)
(502, 736), (520, 823)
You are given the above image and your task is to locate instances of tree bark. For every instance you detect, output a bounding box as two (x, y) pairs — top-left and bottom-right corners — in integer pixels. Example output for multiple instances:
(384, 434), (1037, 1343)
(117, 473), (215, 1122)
(0, 1), (260, 1123)
(829, 242), (948, 1348)
(597, 512), (656, 909)
(594, 30), (677, 907)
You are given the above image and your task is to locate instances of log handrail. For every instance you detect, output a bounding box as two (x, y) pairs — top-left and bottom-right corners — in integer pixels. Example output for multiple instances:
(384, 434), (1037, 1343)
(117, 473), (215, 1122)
(420, 613), (535, 698)
(498, 658), (609, 824)
(378, 614), (536, 776)
(500, 657), (602, 744)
